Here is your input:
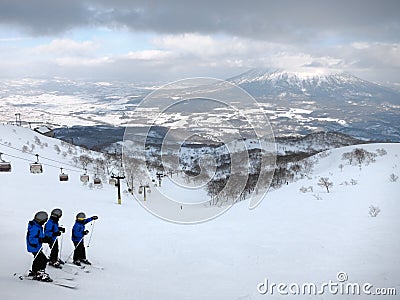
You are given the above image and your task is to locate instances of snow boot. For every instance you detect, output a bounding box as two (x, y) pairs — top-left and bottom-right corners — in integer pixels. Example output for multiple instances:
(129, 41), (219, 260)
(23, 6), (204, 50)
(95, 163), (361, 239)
(33, 270), (53, 282)
(80, 259), (91, 265)
(57, 258), (65, 265)
(49, 260), (62, 269)
(73, 260), (81, 266)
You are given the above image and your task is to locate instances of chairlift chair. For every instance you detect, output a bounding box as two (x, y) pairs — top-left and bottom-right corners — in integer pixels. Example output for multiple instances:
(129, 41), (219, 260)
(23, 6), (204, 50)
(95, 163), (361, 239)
(93, 174), (102, 185)
(59, 168), (69, 182)
(30, 154), (43, 174)
(80, 169), (89, 183)
(0, 153), (11, 172)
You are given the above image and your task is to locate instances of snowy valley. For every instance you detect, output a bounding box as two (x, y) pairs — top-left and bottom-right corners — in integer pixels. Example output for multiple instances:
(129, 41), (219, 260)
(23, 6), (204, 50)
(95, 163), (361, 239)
(1, 68), (400, 143)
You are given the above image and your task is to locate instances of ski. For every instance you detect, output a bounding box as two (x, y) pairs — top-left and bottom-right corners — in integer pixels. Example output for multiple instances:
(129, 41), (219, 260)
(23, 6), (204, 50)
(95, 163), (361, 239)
(63, 259), (103, 271)
(64, 261), (103, 271)
(14, 273), (78, 289)
(59, 268), (79, 276)
(49, 264), (79, 275)
(64, 262), (90, 273)
(87, 264), (104, 270)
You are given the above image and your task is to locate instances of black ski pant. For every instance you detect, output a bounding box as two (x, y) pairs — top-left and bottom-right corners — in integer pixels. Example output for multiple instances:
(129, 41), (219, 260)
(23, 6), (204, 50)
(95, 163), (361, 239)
(73, 241), (86, 261)
(49, 239), (59, 263)
(31, 251), (48, 273)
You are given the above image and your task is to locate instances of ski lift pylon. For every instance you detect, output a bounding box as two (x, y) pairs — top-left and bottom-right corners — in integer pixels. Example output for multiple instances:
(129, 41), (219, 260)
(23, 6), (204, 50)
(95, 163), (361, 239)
(30, 154), (43, 174)
(59, 167), (69, 182)
(0, 153), (11, 172)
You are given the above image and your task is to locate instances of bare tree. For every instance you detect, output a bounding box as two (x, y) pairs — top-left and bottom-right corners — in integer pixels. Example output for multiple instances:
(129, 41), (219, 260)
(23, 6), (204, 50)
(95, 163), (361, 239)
(291, 164), (301, 175)
(369, 205), (381, 217)
(318, 177), (333, 193)
(54, 144), (61, 154)
(95, 158), (106, 175)
(353, 148), (366, 167)
(376, 148), (387, 156)
(72, 156), (79, 166)
(299, 186), (308, 193)
(389, 173), (398, 182)
(342, 152), (353, 165)
(34, 136), (41, 146)
(79, 155), (93, 169)
(342, 148), (377, 168)
(313, 194), (322, 200)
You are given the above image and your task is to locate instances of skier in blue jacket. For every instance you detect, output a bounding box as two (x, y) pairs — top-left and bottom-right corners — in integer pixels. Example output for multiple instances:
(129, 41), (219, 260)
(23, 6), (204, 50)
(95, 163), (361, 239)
(44, 208), (65, 269)
(72, 212), (98, 266)
(26, 211), (53, 282)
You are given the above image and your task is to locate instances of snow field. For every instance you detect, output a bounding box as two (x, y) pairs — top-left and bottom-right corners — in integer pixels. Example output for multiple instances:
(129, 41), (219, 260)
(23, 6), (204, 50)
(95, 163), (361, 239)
(0, 125), (399, 299)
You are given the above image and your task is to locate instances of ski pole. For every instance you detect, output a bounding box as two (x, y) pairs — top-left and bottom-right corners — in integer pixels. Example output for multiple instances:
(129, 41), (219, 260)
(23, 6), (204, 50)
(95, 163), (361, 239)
(59, 234), (63, 261)
(87, 220), (96, 248)
(64, 235), (85, 263)
(32, 244), (44, 262)
(49, 237), (58, 251)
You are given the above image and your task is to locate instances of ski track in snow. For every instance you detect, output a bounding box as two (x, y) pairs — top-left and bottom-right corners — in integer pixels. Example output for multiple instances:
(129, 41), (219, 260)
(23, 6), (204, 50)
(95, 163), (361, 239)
(0, 124), (399, 299)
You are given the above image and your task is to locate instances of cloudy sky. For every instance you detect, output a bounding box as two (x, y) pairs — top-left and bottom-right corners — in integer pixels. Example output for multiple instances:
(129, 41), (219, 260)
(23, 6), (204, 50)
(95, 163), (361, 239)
(0, 0), (399, 84)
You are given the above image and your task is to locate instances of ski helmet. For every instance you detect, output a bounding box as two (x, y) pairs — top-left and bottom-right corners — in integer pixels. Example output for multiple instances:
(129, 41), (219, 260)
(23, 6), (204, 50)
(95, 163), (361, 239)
(34, 211), (48, 224)
(51, 208), (62, 218)
(76, 212), (86, 220)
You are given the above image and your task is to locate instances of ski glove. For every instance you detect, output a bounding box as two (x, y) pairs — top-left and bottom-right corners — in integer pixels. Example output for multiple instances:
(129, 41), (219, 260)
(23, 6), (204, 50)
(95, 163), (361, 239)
(92, 216), (98, 220)
(83, 230), (89, 235)
(59, 227), (65, 233)
(53, 231), (62, 236)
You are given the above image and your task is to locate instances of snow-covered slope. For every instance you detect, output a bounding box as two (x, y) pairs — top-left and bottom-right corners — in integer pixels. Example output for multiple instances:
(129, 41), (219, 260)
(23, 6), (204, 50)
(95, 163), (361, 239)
(0, 125), (399, 299)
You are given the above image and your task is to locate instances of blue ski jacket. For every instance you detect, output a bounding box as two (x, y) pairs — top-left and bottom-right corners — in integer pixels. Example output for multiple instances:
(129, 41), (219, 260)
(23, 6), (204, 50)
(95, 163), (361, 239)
(44, 217), (60, 243)
(26, 220), (44, 253)
(71, 217), (93, 243)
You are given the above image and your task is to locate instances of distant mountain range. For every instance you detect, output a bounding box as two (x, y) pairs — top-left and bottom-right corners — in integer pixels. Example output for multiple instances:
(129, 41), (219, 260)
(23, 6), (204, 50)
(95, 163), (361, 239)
(229, 68), (400, 104)
(1, 68), (399, 143)
(227, 68), (400, 141)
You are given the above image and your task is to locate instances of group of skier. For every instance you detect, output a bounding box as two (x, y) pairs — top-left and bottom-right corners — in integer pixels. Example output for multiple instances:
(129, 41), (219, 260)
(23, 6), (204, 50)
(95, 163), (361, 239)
(26, 208), (98, 282)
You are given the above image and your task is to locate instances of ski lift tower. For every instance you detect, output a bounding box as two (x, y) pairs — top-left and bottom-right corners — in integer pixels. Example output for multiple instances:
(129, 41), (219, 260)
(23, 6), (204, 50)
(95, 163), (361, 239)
(156, 171), (165, 187)
(15, 113), (21, 126)
(139, 183), (151, 201)
(111, 173), (125, 205)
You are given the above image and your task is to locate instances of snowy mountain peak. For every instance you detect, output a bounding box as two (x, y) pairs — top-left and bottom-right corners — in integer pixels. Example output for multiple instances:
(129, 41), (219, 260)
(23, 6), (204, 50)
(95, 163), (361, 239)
(227, 68), (400, 105)
(229, 68), (359, 86)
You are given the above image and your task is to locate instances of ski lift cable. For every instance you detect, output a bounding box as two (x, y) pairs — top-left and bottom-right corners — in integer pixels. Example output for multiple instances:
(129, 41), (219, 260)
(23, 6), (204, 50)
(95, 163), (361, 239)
(1, 152), (94, 174)
(0, 141), (86, 171)
(0, 142), (104, 174)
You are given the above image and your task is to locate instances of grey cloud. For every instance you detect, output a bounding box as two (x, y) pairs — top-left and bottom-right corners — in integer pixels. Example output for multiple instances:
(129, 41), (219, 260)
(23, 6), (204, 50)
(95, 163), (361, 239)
(0, 0), (399, 43)
(0, 0), (91, 35)
(1, 0), (399, 84)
